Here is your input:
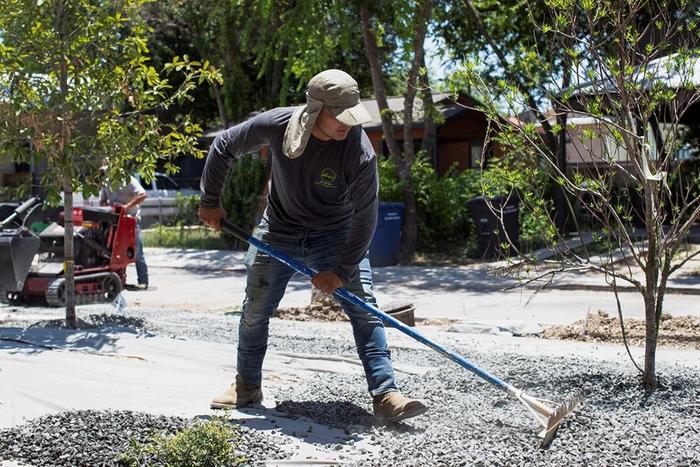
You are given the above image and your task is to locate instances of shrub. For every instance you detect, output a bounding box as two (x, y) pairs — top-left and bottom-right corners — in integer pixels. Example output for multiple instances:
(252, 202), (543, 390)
(221, 153), (268, 248)
(173, 193), (201, 226)
(378, 151), (550, 255)
(0, 183), (31, 203)
(115, 417), (245, 467)
(377, 156), (403, 202)
(379, 153), (478, 250)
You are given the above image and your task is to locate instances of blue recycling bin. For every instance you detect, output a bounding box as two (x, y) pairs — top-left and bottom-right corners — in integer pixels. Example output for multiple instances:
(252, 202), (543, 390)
(369, 202), (404, 266)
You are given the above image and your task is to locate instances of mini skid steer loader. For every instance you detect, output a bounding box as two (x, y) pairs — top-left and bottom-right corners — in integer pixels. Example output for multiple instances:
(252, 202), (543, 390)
(0, 197), (137, 307)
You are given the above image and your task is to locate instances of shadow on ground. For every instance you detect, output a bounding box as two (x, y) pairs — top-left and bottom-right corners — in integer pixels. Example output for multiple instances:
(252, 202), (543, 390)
(0, 314), (153, 356)
(196, 399), (424, 448)
(373, 265), (515, 293)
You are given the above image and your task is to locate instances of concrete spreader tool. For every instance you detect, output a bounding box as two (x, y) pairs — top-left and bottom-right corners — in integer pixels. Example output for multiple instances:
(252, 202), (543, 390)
(220, 219), (583, 448)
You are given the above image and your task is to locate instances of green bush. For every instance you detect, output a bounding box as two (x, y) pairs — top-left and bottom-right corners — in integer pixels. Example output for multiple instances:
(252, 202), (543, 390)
(221, 153), (268, 248)
(378, 153), (479, 251)
(377, 156), (403, 202)
(378, 152), (550, 255)
(173, 193), (201, 226)
(115, 417), (245, 467)
(0, 183), (30, 203)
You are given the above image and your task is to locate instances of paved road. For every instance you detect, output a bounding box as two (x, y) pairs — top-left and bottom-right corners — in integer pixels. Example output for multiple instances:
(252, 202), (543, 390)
(124, 247), (700, 327)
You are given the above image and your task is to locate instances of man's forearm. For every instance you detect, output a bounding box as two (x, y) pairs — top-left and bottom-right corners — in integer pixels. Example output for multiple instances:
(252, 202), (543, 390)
(332, 200), (378, 284)
(332, 155), (379, 284)
(125, 193), (147, 209)
(200, 134), (232, 208)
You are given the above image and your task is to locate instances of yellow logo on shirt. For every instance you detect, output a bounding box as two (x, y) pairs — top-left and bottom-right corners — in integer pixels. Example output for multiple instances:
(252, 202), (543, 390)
(315, 168), (337, 189)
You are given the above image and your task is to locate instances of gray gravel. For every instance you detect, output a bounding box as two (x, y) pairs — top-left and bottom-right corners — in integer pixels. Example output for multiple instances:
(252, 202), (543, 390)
(2, 306), (700, 466)
(0, 409), (285, 466)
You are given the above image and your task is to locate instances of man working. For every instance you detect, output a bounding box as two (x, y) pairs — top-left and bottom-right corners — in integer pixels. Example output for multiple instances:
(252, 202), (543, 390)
(100, 172), (149, 290)
(198, 69), (428, 423)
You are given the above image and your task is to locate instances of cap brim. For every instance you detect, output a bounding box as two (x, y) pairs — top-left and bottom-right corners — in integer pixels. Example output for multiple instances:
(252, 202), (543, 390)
(329, 102), (373, 126)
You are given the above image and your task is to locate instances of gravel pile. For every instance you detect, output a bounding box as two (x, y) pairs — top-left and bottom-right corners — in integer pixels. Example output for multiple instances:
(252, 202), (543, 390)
(2, 307), (700, 466)
(0, 410), (286, 467)
(269, 356), (700, 466)
(0, 410), (185, 466)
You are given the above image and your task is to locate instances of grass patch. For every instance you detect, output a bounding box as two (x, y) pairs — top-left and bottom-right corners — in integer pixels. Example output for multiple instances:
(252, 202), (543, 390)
(411, 246), (479, 266)
(115, 416), (245, 466)
(142, 225), (232, 250)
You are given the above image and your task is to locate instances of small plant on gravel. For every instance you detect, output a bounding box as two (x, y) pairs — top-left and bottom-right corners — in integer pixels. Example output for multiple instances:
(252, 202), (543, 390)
(115, 416), (245, 467)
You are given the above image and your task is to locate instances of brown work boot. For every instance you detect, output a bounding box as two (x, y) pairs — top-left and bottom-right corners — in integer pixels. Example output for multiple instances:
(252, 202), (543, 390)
(210, 375), (263, 410)
(373, 391), (428, 424)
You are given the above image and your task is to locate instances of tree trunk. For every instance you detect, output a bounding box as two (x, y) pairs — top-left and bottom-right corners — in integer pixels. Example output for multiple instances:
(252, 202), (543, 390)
(267, 2), (284, 106)
(360, 1), (432, 260)
(419, 54), (437, 165)
(417, 54), (437, 241)
(56, 0), (76, 328)
(211, 81), (228, 128)
(360, 5), (401, 161)
(642, 176), (660, 390)
(553, 111), (568, 234)
(270, 59), (284, 106)
(642, 291), (658, 390)
(63, 174), (76, 328)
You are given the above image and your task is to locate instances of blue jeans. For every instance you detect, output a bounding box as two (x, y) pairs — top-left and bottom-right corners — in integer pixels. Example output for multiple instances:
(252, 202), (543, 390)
(135, 223), (148, 285)
(237, 219), (397, 396)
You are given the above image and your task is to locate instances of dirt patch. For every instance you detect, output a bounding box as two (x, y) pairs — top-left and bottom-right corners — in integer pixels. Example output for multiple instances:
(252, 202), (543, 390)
(275, 294), (421, 327)
(276, 295), (348, 322)
(418, 317), (461, 326)
(542, 310), (700, 350)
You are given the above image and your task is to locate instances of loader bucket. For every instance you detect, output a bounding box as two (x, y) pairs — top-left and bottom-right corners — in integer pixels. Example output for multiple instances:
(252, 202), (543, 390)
(0, 235), (39, 292)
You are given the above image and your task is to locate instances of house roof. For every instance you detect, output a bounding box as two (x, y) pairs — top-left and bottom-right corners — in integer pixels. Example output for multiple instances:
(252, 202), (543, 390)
(571, 53), (700, 97)
(203, 92), (474, 140)
(359, 92), (467, 131)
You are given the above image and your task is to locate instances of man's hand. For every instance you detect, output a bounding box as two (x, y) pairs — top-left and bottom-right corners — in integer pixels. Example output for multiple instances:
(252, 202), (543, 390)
(311, 271), (344, 295)
(198, 206), (226, 231)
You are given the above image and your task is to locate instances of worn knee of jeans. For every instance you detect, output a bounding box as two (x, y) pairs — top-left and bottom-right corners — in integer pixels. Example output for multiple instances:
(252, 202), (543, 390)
(240, 294), (274, 329)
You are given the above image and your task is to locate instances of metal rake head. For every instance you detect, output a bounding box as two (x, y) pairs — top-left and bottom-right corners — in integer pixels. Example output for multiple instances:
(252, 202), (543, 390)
(512, 389), (584, 448)
(538, 392), (584, 448)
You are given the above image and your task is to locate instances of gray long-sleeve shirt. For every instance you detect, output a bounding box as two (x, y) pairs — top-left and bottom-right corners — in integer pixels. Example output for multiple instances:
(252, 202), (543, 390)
(200, 107), (378, 284)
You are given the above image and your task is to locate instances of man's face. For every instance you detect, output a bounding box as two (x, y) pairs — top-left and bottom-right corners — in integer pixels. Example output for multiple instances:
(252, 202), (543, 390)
(313, 107), (351, 141)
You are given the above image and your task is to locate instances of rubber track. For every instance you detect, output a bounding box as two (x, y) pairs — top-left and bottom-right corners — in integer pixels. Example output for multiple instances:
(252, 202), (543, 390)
(45, 278), (116, 307)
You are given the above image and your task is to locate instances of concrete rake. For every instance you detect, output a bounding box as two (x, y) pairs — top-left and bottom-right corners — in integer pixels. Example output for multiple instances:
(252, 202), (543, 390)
(221, 219), (583, 448)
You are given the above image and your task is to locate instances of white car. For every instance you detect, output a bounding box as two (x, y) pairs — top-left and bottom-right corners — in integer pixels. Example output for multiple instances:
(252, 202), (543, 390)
(135, 173), (199, 225)
(70, 173), (199, 225)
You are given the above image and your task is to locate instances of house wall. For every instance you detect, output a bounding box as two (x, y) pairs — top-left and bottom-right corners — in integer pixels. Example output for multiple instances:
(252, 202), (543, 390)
(365, 108), (491, 176)
(0, 162), (14, 186)
(436, 109), (488, 175)
(565, 121), (627, 166)
(366, 127), (423, 156)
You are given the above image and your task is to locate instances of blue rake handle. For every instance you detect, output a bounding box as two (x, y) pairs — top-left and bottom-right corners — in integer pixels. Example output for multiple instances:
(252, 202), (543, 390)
(220, 219), (584, 448)
(220, 219), (509, 392)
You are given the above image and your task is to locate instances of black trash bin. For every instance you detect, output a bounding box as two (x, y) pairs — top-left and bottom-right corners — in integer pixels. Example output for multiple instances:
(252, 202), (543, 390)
(467, 195), (520, 260)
